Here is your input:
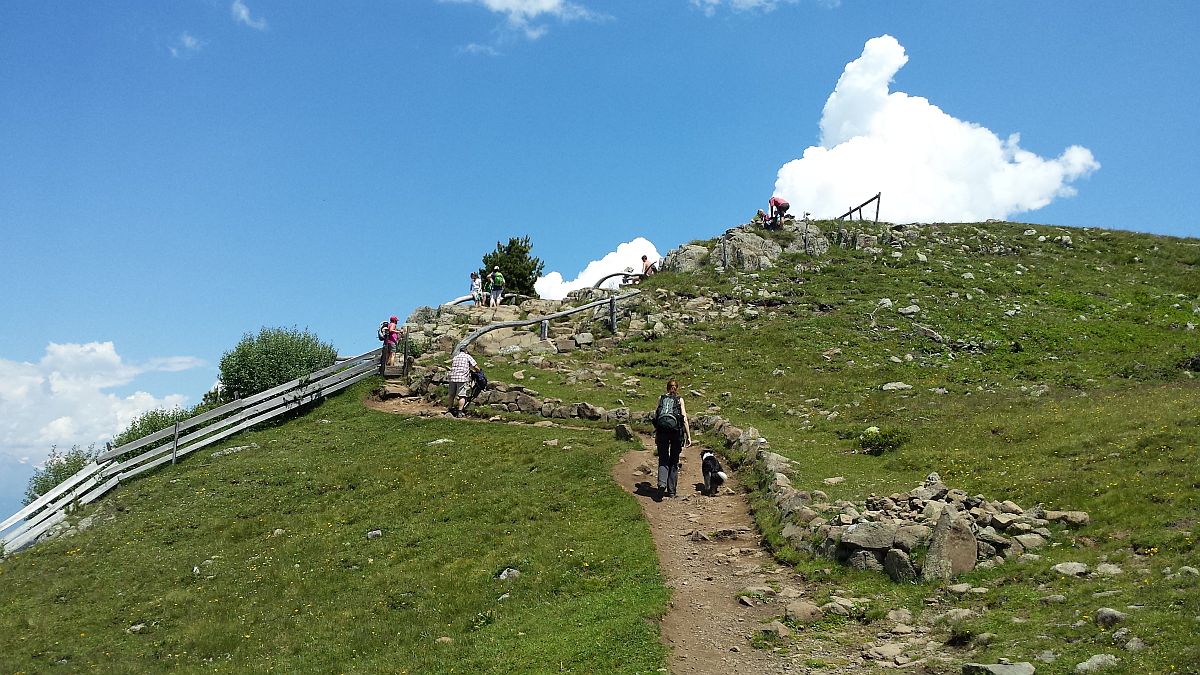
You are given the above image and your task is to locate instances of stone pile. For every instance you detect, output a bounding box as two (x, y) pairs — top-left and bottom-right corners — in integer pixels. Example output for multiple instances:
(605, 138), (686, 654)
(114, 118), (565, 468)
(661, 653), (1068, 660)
(768, 472), (1090, 582)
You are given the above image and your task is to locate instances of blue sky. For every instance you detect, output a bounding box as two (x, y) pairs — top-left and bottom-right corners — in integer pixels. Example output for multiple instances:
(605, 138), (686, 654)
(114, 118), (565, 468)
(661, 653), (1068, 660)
(1, 0), (1198, 518)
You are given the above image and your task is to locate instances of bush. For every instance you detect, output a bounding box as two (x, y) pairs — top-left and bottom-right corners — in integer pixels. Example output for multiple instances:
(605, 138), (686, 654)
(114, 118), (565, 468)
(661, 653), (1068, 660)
(219, 326), (338, 399)
(855, 426), (908, 456)
(111, 406), (194, 450)
(23, 445), (96, 506)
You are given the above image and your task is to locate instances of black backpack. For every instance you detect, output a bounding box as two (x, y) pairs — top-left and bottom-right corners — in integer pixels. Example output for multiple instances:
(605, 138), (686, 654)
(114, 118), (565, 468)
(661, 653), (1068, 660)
(654, 394), (682, 432)
(377, 321), (389, 342)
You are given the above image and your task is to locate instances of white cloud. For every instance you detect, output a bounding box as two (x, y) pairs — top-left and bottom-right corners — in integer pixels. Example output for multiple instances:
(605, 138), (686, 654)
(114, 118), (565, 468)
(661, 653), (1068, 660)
(461, 42), (502, 56)
(443, 0), (605, 41)
(535, 237), (661, 300)
(773, 35), (1099, 223)
(0, 342), (199, 465)
(690, 0), (813, 16)
(169, 31), (205, 58)
(231, 0), (268, 30)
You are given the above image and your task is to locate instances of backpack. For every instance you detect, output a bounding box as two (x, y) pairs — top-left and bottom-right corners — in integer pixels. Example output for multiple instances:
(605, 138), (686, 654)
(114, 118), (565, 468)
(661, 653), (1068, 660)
(654, 394), (682, 432)
(377, 321), (389, 342)
(492, 271), (505, 287)
(471, 369), (488, 392)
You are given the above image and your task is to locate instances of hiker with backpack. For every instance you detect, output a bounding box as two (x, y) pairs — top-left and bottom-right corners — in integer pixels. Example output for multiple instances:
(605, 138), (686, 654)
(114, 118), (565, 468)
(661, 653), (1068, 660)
(768, 195), (790, 230)
(447, 349), (480, 417)
(378, 316), (401, 372)
(488, 266), (505, 306)
(653, 378), (692, 499)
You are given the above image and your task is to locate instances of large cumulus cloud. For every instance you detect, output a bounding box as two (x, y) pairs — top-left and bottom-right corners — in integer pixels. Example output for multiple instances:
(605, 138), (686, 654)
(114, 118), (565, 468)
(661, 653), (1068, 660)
(774, 35), (1099, 223)
(0, 342), (200, 466)
(535, 237), (661, 300)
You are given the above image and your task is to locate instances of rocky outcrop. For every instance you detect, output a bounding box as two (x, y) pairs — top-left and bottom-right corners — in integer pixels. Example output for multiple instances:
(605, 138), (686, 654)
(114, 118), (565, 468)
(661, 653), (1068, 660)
(718, 229), (781, 271)
(661, 244), (710, 273)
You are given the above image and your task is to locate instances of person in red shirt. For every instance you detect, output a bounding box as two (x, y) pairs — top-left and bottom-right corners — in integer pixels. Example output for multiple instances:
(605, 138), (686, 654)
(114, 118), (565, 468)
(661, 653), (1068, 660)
(768, 196), (790, 229)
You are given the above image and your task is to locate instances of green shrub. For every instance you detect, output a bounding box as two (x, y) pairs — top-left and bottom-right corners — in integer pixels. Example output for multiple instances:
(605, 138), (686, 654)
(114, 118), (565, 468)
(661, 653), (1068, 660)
(23, 445), (96, 506)
(219, 326), (337, 399)
(855, 426), (908, 456)
(111, 406), (193, 450)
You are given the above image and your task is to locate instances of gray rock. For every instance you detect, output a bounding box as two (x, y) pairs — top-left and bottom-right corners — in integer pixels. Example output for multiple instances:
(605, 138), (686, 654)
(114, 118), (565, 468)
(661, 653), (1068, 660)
(962, 663), (1036, 675)
(846, 549), (885, 571)
(1075, 654), (1119, 673)
(614, 424), (635, 441)
(898, 305), (921, 316)
(841, 522), (898, 550)
(1095, 563), (1123, 576)
(894, 524), (932, 552)
(923, 508), (977, 581)
(1095, 607), (1127, 628)
(1014, 533), (1046, 550)
(881, 381), (913, 391)
(366, 529), (383, 540)
(1053, 562), (1089, 576)
(785, 600), (824, 624)
(759, 620), (791, 639)
(1124, 637), (1146, 652)
(1045, 510), (1090, 527)
(719, 230), (782, 271)
(661, 244), (709, 273)
(884, 548), (917, 583)
(783, 222), (831, 257)
(499, 567), (521, 580)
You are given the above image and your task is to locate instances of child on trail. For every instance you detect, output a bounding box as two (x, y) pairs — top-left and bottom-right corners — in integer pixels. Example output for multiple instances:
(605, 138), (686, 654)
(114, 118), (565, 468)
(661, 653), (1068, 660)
(470, 272), (483, 306)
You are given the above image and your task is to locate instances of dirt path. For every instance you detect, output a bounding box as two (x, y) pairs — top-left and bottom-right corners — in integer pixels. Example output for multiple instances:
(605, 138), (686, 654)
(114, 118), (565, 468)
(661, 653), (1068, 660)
(612, 435), (802, 675)
(367, 393), (806, 673)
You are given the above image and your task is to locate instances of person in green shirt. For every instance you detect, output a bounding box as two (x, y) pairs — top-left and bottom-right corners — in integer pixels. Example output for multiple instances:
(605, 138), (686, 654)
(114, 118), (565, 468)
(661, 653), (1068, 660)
(489, 266), (505, 306)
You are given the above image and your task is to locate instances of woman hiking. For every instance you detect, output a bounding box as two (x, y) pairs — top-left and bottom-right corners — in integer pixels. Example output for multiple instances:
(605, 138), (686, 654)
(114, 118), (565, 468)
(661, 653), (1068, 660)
(653, 378), (692, 499)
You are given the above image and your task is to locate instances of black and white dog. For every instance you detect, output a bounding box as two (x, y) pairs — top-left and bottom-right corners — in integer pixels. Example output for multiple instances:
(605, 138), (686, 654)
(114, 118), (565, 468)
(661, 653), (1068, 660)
(700, 450), (728, 496)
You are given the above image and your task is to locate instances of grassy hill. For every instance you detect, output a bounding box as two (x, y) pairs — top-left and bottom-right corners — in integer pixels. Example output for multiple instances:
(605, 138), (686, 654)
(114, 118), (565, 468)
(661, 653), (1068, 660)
(1, 219), (1198, 673)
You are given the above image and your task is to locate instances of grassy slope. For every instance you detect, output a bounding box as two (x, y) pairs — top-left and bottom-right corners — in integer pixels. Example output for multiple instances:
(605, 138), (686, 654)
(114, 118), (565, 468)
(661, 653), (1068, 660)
(479, 221), (1200, 672)
(0, 380), (667, 674)
(3, 220), (1198, 673)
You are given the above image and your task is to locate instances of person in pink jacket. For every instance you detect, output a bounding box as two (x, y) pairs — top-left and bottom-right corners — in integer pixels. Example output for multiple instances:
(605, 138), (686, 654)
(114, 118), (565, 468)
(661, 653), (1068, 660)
(768, 196), (790, 229)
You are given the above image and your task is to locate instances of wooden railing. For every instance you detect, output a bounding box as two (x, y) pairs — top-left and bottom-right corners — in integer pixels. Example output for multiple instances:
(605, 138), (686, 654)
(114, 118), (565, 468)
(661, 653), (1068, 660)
(453, 290), (642, 355)
(0, 348), (382, 553)
(837, 192), (882, 226)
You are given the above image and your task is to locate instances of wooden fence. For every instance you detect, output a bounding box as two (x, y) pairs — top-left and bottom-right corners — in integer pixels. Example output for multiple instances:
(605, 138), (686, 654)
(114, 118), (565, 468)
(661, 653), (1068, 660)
(837, 192), (882, 226)
(0, 348), (382, 553)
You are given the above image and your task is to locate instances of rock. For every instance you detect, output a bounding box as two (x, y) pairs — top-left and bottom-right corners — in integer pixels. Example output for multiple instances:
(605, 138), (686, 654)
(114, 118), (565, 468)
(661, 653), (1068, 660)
(946, 583), (972, 594)
(823, 476), (845, 486)
(1045, 510), (1090, 527)
(1095, 608), (1127, 628)
(1040, 595), (1067, 604)
(962, 664), (1036, 675)
(783, 222), (831, 257)
(884, 549), (917, 583)
(1053, 562), (1089, 577)
(499, 567), (521, 580)
(662, 244), (710, 273)
(719, 230), (782, 271)
(923, 508), (977, 581)
(881, 381), (913, 391)
(1124, 637), (1146, 652)
(759, 620), (791, 639)
(436, 636), (454, 645)
(785, 600), (824, 625)
(887, 608), (913, 623)
(614, 424), (635, 441)
(126, 623), (146, 634)
(867, 643), (904, 661)
(898, 305), (921, 316)
(894, 525), (932, 552)
(841, 522), (898, 550)
(573, 332), (594, 347)
(846, 550), (885, 571)
(1074, 654), (1118, 672)
(938, 608), (975, 624)
(1013, 533), (1046, 550)
(1036, 650), (1057, 663)
(366, 529), (383, 540)
(822, 601), (849, 616)
(1095, 563), (1123, 576)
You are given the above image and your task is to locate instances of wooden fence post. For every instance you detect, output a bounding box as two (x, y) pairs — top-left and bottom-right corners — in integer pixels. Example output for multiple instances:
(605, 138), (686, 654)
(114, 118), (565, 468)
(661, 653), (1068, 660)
(540, 320), (549, 340)
(401, 330), (410, 378)
(609, 298), (617, 332)
(171, 421), (180, 465)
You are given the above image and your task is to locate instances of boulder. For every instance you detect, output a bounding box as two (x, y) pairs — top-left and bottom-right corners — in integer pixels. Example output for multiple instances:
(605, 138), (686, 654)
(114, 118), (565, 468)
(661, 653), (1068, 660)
(785, 600), (824, 625)
(962, 664), (1036, 675)
(783, 222), (831, 257)
(922, 508), (977, 581)
(841, 522), (898, 550)
(719, 230), (782, 271)
(661, 244), (710, 273)
(614, 424), (635, 441)
(884, 548), (917, 583)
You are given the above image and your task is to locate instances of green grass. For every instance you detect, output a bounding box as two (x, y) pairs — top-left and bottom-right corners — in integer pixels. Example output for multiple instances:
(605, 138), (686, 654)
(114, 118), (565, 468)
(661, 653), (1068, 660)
(0, 380), (667, 674)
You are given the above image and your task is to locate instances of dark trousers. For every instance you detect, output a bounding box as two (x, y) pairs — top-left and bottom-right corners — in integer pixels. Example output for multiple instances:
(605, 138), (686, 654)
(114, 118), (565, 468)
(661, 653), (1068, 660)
(656, 429), (683, 494)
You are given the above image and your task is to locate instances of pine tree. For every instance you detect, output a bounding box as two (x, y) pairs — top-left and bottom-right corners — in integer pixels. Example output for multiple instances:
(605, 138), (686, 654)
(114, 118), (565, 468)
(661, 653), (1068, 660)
(481, 236), (545, 298)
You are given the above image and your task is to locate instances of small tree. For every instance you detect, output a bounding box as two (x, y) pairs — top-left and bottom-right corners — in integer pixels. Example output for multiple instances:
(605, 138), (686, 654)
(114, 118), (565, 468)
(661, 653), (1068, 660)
(111, 406), (193, 450)
(481, 236), (545, 298)
(218, 326), (338, 399)
(24, 445), (96, 506)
